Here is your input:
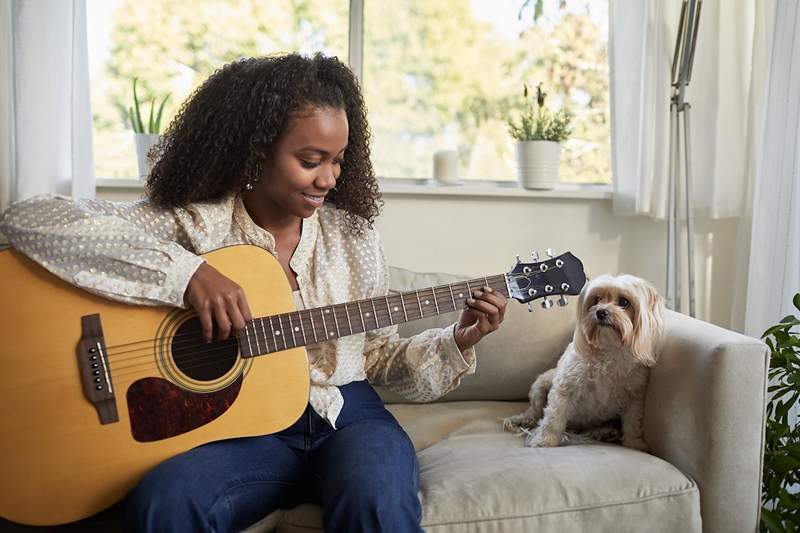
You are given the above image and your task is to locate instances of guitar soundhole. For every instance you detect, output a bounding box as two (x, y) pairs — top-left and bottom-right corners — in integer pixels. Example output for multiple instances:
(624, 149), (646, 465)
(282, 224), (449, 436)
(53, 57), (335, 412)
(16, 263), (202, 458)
(172, 317), (239, 381)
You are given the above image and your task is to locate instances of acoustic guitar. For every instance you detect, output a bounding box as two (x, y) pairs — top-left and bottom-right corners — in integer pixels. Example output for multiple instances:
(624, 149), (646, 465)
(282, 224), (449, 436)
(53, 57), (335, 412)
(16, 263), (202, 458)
(0, 244), (585, 525)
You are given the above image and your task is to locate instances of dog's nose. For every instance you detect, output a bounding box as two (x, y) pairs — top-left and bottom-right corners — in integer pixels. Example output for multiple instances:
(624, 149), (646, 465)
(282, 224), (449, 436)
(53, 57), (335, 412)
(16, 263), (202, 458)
(596, 309), (609, 321)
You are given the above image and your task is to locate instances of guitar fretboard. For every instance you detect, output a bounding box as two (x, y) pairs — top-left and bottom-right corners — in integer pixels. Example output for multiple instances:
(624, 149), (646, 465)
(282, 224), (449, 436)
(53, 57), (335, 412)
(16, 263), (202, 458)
(238, 274), (509, 357)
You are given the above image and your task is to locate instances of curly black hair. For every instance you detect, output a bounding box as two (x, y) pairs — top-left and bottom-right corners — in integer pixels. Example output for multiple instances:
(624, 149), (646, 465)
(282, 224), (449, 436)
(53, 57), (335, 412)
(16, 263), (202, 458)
(146, 52), (381, 234)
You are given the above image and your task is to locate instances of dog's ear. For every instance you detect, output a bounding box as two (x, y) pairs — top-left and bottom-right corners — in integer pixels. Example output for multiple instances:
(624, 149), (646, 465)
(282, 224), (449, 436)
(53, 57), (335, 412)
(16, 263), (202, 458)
(631, 280), (665, 367)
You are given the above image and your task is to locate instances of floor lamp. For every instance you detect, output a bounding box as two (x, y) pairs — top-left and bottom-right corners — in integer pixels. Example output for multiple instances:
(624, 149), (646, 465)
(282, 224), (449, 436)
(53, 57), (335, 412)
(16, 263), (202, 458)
(666, 0), (702, 317)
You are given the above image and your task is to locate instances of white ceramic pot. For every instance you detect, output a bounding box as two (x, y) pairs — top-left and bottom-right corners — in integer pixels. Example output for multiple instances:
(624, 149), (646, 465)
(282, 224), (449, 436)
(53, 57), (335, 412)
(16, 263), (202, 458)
(134, 133), (161, 181)
(516, 140), (561, 190)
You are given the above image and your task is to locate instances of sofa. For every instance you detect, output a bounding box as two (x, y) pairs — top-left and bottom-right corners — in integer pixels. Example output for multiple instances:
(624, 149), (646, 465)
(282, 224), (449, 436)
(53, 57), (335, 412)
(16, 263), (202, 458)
(245, 266), (770, 533)
(0, 266), (769, 533)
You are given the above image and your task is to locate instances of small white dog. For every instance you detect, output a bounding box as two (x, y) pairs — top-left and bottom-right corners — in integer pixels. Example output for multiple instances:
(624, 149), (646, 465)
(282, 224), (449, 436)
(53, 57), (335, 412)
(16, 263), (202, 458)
(503, 274), (665, 451)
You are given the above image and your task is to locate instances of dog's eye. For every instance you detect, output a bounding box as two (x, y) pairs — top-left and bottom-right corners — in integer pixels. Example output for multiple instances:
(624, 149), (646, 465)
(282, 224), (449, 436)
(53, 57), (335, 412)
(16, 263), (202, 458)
(593, 296), (601, 305)
(619, 297), (630, 308)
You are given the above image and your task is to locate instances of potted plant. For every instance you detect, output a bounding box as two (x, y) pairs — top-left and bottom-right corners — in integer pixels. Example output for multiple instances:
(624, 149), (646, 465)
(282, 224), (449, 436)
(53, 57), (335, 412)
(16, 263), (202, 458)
(760, 294), (800, 532)
(508, 83), (572, 190)
(128, 78), (169, 181)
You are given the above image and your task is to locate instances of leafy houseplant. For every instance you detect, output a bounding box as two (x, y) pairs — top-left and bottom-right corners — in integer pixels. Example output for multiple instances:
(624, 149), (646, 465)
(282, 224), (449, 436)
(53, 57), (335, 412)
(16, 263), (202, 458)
(760, 293), (800, 532)
(508, 83), (572, 190)
(128, 78), (169, 180)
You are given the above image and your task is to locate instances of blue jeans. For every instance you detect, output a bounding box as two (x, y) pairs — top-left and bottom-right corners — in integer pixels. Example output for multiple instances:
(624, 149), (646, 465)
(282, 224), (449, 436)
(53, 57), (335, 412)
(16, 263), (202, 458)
(124, 381), (423, 533)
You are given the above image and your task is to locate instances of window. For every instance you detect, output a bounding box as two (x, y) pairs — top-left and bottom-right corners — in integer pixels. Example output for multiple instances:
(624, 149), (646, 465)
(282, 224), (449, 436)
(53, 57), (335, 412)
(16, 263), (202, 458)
(363, 0), (609, 183)
(88, 0), (609, 184)
(87, 0), (347, 179)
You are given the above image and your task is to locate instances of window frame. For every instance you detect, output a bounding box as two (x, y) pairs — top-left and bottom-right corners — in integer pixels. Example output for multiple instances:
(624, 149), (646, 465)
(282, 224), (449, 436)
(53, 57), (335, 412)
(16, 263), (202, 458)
(91, 0), (611, 194)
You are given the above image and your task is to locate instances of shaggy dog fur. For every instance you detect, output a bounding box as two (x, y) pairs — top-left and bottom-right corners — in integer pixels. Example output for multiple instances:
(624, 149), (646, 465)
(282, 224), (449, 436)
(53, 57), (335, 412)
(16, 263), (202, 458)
(503, 274), (665, 450)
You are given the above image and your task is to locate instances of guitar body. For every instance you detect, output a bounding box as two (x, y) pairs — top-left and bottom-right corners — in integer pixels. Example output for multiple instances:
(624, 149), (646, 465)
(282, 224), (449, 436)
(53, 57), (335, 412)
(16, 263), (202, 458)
(0, 245), (310, 526)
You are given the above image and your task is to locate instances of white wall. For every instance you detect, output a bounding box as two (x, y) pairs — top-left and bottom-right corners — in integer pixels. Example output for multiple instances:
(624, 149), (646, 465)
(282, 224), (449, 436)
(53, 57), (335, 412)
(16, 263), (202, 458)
(375, 190), (739, 330)
(97, 184), (741, 331)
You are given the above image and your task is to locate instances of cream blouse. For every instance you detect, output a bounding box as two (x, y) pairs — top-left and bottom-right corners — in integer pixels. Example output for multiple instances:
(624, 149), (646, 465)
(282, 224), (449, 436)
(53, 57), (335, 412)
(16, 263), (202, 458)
(0, 193), (476, 427)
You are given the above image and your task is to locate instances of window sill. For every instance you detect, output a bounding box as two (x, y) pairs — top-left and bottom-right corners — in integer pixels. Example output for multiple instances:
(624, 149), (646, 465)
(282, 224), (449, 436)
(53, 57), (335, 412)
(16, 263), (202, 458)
(377, 179), (612, 200)
(96, 178), (613, 201)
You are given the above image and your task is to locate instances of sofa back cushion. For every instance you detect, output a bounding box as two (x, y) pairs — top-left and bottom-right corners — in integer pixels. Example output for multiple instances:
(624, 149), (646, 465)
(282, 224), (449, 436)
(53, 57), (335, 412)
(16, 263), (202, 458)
(376, 266), (576, 403)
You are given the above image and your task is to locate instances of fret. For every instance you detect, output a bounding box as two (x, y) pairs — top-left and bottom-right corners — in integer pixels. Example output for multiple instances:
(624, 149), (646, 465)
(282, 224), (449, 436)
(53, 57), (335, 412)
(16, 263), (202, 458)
(248, 321), (260, 355)
(278, 315), (291, 349)
(447, 284), (457, 309)
(320, 307), (330, 339)
(430, 287), (440, 314)
(330, 305), (341, 337)
(399, 293), (408, 321)
(356, 301), (366, 332)
(465, 280), (472, 299)
(384, 295), (393, 325)
(370, 299), (379, 329)
(306, 310), (318, 343)
(297, 311), (308, 345)
(243, 324), (254, 357)
(269, 315), (285, 351)
(344, 303), (354, 334)
(287, 313), (297, 347)
(414, 290), (424, 318)
(258, 317), (270, 353)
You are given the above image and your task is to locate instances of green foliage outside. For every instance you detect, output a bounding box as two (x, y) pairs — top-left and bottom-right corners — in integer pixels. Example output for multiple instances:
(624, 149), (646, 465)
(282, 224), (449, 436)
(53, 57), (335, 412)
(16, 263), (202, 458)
(508, 83), (573, 142)
(90, 0), (609, 184)
(761, 295), (800, 532)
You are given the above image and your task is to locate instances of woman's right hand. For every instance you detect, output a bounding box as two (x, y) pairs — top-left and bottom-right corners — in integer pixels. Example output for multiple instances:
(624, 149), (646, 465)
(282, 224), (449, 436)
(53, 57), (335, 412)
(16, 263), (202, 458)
(185, 263), (253, 343)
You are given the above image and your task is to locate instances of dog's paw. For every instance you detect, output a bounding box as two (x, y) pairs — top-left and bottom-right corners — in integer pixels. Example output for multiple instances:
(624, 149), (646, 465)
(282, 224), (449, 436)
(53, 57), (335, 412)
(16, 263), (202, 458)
(622, 436), (649, 452)
(524, 427), (561, 447)
(503, 412), (538, 433)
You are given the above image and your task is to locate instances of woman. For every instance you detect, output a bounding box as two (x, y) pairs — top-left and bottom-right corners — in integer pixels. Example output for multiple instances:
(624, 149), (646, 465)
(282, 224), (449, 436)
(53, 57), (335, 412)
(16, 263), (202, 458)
(0, 53), (507, 532)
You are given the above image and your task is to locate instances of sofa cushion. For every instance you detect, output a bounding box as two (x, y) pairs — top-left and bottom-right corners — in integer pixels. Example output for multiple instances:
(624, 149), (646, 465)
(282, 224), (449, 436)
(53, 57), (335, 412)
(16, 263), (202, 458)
(272, 402), (701, 533)
(382, 266), (576, 403)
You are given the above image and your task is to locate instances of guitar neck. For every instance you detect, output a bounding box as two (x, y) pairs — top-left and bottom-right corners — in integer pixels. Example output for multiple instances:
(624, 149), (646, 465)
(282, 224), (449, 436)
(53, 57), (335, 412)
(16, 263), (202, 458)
(239, 274), (509, 357)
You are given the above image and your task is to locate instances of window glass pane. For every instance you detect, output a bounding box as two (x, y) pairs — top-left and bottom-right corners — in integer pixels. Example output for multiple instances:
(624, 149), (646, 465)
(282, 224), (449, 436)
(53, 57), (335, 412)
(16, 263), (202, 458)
(87, 0), (348, 179)
(363, 0), (609, 183)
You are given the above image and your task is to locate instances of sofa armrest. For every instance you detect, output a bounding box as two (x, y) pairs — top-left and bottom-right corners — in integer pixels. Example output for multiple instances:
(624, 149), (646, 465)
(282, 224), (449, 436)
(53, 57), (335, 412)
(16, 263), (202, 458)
(644, 310), (769, 533)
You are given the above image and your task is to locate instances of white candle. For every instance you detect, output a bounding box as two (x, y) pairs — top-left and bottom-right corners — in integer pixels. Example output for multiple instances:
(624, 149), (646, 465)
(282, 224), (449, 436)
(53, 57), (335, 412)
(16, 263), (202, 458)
(433, 150), (461, 185)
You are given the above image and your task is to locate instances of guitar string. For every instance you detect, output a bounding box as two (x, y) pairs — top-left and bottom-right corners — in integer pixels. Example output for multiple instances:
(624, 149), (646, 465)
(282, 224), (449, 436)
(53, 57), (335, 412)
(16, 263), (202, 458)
(108, 281), (515, 379)
(42, 287), (575, 387)
(106, 297), (478, 379)
(103, 278), (508, 361)
(101, 268), (559, 360)
(102, 277), (509, 358)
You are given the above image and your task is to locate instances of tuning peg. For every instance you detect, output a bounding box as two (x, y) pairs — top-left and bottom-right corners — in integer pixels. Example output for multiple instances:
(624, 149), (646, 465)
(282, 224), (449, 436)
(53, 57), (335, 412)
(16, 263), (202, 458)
(527, 302), (534, 312)
(545, 248), (555, 258)
(558, 296), (568, 307)
(541, 298), (554, 309)
(515, 254), (521, 264)
(531, 251), (539, 262)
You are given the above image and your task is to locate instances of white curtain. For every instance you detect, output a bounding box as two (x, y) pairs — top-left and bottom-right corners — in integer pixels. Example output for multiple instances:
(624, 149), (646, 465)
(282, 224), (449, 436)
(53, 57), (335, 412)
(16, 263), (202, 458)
(609, 0), (757, 220)
(743, 2), (800, 339)
(0, 0), (95, 213)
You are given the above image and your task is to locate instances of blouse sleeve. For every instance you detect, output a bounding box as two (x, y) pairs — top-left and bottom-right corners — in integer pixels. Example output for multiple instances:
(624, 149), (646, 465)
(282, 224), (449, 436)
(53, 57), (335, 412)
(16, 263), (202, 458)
(363, 229), (476, 402)
(0, 194), (205, 307)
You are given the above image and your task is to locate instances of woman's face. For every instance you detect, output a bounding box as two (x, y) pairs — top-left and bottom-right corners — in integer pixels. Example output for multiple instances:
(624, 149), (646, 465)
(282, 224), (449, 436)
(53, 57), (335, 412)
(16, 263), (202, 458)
(253, 106), (349, 223)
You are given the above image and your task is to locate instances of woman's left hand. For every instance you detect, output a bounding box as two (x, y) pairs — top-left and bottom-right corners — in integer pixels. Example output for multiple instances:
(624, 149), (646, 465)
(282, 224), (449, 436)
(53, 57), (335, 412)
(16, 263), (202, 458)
(453, 286), (508, 353)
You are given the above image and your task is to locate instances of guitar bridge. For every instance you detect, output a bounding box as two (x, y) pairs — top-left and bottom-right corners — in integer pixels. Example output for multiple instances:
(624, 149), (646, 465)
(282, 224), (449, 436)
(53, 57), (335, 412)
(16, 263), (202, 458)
(77, 314), (118, 424)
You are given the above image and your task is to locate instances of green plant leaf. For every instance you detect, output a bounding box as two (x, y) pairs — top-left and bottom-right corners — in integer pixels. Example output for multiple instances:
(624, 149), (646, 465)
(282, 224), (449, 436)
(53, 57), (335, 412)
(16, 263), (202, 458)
(132, 77), (144, 134)
(793, 293), (800, 312)
(154, 93), (170, 134)
(761, 508), (785, 532)
(127, 106), (137, 133)
(772, 453), (800, 473)
(147, 98), (156, 134)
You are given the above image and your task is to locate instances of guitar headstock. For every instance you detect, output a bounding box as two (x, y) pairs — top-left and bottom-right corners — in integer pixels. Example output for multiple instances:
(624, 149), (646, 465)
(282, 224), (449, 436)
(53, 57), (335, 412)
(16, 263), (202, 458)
(506, 249), (586, 311)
